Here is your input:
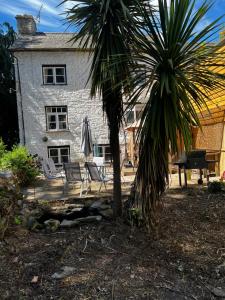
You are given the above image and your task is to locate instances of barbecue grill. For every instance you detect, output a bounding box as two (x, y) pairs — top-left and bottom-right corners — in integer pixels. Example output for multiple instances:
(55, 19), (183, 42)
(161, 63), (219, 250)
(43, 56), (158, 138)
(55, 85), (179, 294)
(174, 150), (217, 187)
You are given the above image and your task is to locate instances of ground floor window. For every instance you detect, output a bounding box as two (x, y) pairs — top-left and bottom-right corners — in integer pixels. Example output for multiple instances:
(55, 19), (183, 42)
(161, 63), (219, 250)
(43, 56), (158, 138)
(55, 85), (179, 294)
(48, 146), (70, 166)
(93, 144), (112, 162)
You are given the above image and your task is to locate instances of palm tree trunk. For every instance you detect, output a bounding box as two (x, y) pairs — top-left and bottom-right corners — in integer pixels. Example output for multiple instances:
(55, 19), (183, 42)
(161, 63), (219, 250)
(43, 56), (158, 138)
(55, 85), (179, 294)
(109, 120), (122, 217)
(103, 87), (123, 217)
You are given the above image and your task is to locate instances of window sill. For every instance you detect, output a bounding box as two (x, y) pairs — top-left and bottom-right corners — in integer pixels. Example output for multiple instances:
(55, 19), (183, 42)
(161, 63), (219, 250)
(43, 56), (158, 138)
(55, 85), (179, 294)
(42, 84), (68, 86)
(46, 129), (70, 133)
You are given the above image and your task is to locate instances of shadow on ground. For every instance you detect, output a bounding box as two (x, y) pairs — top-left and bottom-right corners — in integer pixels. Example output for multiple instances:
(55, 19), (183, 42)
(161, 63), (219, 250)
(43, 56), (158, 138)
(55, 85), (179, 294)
(0, 186), (225, 299)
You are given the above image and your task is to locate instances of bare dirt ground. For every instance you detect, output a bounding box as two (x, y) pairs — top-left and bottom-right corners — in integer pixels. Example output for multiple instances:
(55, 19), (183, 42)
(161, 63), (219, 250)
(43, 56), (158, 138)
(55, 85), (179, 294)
(1, 187), (225, 300)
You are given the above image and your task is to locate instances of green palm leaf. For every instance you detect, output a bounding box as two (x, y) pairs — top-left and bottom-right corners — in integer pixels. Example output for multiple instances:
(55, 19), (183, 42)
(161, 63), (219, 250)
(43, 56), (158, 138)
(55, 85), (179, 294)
(129, 0), (225, 231)
(62, 0), (149, 216)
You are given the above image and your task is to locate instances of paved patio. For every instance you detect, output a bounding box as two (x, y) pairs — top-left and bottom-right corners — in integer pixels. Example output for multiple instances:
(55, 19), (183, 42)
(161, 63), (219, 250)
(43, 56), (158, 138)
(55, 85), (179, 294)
(23, 169), (218, 203)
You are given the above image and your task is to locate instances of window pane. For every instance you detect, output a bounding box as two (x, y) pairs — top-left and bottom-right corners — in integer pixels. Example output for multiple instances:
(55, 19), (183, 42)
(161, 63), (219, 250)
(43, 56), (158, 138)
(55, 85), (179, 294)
(97, 146), (103, 156)
(58, 114), (66, 122)
(126, 111), (135, 124)
(48, 115), (56, 122)
(61, 156), (69, 163)
(136, 110), (143, 120)
(57, 107), (62, 112)
(105, 145), (112, 161)
(51, 156), (59, 164)
(59, 122), (67, 130)
(45, 76), (54, 84)
(44, 68), (53, 76)
(56, 76), (65, 83)
(52, 107), (56, 112)
(56, 68), (65, 76)
(49, 123), (56, 130)
(49, 149), (58, 156)
(62, 107), (67, 112)
(60, 148), (69, 156)
(46, 107), (51, 113)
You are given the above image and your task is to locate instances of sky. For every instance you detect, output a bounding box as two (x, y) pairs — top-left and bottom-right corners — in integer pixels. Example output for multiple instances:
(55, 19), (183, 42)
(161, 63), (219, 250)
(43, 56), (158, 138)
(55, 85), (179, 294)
(0, 0), (224, 36)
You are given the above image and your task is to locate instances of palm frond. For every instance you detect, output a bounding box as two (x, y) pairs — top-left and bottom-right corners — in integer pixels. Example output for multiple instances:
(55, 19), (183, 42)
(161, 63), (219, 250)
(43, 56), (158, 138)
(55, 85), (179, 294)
(129, 0), (225, 231)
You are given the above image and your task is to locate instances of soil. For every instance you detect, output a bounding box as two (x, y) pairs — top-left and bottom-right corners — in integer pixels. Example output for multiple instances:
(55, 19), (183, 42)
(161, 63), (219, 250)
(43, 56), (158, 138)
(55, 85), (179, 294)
(1, 187), (225, 299)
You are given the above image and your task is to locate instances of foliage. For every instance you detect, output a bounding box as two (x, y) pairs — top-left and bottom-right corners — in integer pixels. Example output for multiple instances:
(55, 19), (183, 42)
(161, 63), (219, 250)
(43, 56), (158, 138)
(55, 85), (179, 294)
(0, 22), (16, 88)
(0, 139), (7, 159)
(128, 207), (144, 227)
(62, 0), (147, 216)
(0, 186), (21, 239)
(0, 146), (40, 187)
(0, 22), (18, 148)
(128, 0), (225, 230)
(208, 181), (223, 193)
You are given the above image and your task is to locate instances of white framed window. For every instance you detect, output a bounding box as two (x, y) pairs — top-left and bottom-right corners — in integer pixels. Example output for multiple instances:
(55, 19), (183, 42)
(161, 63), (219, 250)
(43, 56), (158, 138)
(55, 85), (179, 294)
(48, 146), (70, 167)
(42, 65), (67, 85)
(124, 105), (143, 125)
(45, 106), (68, 131)
(93, 144), (112, 162)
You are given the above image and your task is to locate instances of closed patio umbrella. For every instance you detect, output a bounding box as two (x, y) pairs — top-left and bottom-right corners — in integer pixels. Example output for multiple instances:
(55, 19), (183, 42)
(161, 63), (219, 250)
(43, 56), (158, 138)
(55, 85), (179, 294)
(81, 116), (93, 159)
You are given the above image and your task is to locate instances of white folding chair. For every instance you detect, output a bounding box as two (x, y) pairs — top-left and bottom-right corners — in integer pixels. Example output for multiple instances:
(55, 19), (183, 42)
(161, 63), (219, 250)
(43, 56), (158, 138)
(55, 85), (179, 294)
(41, 159), (64, 181)
(85, 162), (112, 192)
(64, 162), (87, 197)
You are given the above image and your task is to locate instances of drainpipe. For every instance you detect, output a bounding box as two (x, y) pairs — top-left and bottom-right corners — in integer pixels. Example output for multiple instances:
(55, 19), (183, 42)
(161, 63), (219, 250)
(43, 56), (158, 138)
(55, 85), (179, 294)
(13, 55), (26, 145)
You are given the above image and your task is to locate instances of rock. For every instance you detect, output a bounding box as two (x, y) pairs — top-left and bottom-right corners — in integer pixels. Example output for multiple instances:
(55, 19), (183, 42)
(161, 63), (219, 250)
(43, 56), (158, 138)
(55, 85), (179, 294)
(22, 203), (28, 209)
(52, 266), (75, 279)
(98, 204), (111, 210)
(26, 216), (43, 231)
(89, 200), (111, 212)
(90, 200), (103, 210)
(216, 262), (225, 276)
(31, 276), (39, 283)
(60, 219), (78, 228)
(212, 287), (225, 298)
(60, 215), (102, 228)
(44, 219), (60, 232)
(76, 215), (102, 223)
(17, 200), (23, 207)
(100, 208), (113, 219)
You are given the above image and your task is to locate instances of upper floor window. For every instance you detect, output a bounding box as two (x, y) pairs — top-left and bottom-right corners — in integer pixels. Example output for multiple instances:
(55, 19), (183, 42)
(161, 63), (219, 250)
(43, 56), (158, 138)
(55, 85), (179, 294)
(46, 106), (68, 131)
(42, 65), (67, 85)
(124, 105), (143, 125)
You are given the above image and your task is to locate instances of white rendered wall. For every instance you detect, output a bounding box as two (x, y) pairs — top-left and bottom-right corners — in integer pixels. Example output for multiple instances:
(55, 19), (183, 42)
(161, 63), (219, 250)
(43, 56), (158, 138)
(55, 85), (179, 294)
(13, 50), (126, 161)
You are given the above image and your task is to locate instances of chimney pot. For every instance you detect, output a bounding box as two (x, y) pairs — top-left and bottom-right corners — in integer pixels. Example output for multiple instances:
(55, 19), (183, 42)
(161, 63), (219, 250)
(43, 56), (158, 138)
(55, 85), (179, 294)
(220, 30), (225, 41)
(16, 15), (37, 35)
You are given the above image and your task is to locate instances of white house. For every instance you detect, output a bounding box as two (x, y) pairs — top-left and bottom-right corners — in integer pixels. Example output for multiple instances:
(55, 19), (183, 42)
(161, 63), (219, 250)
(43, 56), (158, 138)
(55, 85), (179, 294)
(11, 15), (143, 166)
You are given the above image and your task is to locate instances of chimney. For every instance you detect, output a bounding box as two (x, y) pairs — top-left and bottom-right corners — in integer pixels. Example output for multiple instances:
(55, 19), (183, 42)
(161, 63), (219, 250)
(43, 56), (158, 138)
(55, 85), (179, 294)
(220, 30), (225, 42)
(16, 15), (37, 35)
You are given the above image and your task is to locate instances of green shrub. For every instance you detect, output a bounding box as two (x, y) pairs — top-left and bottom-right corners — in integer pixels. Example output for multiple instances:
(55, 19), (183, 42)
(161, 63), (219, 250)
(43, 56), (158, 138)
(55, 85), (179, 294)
(0, 139), (6, 159)
(0, 146), (40, 187)
(208, 181), (222, 194)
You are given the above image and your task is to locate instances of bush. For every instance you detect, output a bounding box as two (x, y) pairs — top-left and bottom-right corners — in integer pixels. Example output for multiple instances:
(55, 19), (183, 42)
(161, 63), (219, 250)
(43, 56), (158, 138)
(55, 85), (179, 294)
(0, 186), (21, 239)
(0, 146), (40, 187)
(0, 139), (6, 159)
(208, 181), (222, 194)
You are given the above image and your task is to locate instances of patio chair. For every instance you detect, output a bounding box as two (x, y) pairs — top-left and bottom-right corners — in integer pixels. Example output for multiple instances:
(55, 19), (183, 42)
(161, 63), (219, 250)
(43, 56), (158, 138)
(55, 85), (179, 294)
(64, 162), (86, 197)
(41, 158), (64, 181)
(85, 161), (112, 192)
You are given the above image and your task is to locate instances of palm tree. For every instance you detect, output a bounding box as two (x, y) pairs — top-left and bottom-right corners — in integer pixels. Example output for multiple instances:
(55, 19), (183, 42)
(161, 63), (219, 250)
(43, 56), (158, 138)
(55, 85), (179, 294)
(62, 0), (147, 216)
(129, 0), (225, 230)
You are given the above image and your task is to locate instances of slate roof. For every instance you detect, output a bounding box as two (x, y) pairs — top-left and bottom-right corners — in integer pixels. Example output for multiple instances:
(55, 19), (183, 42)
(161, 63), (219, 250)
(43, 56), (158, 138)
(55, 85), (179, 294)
(11, 32), (90, 51)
